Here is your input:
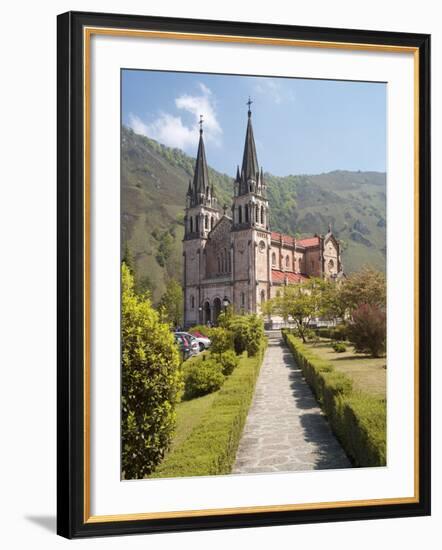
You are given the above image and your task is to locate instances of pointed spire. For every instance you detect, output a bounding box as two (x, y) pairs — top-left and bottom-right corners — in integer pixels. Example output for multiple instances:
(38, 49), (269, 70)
(241, 98), (260, 187)
(192, 116), (210, 201)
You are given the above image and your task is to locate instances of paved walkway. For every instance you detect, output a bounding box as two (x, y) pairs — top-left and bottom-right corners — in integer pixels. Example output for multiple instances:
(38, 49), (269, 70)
(233, 332), (350, 473)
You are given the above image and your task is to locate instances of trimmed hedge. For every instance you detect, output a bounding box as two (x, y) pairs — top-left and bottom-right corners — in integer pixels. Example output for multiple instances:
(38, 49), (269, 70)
(282, 330), (386, 467)
(150, 342), (267, 478)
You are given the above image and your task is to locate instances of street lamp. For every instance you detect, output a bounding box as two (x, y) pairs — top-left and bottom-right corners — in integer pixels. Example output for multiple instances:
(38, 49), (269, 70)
(223, 296), (229, 312)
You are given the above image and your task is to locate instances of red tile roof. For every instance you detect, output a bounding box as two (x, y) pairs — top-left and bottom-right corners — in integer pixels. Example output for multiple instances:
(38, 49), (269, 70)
(297, 236), (320, 248)
(271, 270), (309, 284)
(271, 231), (320, 249)
(270, 231), (295, 246)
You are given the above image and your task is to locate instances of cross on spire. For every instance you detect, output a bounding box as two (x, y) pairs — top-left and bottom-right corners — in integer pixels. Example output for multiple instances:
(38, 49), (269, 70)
(199, 114), (204, 134)
(247, 97), (253, 117)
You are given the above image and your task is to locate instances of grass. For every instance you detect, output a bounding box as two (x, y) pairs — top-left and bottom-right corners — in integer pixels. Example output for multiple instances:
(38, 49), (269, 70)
(149, 344), (266, 478)
(302, 340), (386, 398)
(170, 392), (217, 452)
(282, 331), (386, 467)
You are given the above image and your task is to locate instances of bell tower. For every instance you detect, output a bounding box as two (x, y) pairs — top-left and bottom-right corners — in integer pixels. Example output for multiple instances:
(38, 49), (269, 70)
(183, 117), (221, 326)
(231, 100), (271, 314)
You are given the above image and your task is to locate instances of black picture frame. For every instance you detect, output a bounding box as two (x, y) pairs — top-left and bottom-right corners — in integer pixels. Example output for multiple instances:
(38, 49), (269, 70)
(57, 10), (431, 539)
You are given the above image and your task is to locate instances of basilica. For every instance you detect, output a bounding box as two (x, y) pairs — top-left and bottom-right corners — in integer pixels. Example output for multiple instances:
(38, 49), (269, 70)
(183, 103), (343, 327)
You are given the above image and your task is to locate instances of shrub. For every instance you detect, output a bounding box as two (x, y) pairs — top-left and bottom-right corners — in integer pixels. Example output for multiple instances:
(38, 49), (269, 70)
(219, 349), (240, 376)
(184, 359), (225, 399)
(226, 316), (250, 354)
(282, 332), (385, 467)
(347, 304), (386, 357)
(332, 342), (347, 353)
(121, 263), (182, 479)
(208, 327), (233, 355)
(223, 314), (265, 356)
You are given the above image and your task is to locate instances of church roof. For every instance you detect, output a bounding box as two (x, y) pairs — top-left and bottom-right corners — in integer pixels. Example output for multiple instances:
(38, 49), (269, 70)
(271, 231), (296, 246)
(271, 270), (309, 284)
(270, 232), (320, 249)
(297, 236), (320, 248)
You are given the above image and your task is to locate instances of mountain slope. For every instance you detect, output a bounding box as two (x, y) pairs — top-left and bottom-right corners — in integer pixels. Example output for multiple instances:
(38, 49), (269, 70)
(122, 126), (386, 303)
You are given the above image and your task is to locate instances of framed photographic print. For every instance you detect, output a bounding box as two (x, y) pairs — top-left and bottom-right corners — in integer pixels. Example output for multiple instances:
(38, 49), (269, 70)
(57, 11), (431, 538)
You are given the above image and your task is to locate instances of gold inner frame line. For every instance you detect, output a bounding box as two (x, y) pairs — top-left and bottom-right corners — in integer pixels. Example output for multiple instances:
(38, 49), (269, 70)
(83, 26), (420, 524)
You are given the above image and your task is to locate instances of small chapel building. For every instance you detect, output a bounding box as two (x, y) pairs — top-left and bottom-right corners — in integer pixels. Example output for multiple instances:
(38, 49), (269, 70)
(183, 103), (343, 327)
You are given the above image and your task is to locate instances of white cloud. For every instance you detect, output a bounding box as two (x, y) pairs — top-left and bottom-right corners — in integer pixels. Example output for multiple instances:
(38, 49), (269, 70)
(128, 83), (222, 152)
(254, 78), (295, 105)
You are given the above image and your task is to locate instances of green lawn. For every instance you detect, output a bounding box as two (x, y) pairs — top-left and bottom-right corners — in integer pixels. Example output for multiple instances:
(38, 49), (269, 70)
(302, 340), (386, 399)
(170, 392), (217, 452)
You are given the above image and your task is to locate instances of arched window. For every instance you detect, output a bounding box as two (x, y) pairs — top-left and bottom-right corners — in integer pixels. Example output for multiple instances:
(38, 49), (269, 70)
(190, 217), (193, 233)
(245, 205), (249, 223)
(328, 259), (334, 271)
(272, 252), (276, 266)
(261, 206), (265, 226)
(286, 256), (290, 268)
(224, 248), (228, 272)
(211, 216), (214, 229)
(255, 206), (259, 223)
(227, 250), (231, 272)
(205, 215), (208, 229)
(238, 206), (242, 224)
(190, 295), (195, 309)
(195, 216), (199, 233)
(218, 255), (221, 273)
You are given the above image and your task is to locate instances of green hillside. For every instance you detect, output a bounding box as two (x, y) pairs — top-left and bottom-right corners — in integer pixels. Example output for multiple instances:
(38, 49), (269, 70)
(122, 126), (386, 303)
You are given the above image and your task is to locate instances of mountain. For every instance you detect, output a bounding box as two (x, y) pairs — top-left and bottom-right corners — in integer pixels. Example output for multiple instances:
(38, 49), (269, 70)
(121, 126), (386, 303)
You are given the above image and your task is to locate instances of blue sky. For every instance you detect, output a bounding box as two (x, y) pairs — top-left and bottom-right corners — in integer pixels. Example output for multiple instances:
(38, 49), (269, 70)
(122, 70), (386, 177)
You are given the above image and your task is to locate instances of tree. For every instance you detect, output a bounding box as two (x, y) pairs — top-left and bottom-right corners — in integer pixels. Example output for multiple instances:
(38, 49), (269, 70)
(121, 263), (182, 479)
(321, 279), (348, 321)
(347, 303), (386, 357)
(158, 279), (183, 328)
(271, 278), (328, 342)
(122, 241), (134, 273)
(135, 274), (154, 296)
(340, 267), (386, 312)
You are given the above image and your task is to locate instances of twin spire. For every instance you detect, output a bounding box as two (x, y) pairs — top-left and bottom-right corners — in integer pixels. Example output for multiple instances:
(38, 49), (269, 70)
(187, 98), (264, 208)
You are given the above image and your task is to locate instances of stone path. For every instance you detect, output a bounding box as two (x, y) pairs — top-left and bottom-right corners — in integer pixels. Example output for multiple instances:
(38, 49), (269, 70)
(233, 332), (351, 473)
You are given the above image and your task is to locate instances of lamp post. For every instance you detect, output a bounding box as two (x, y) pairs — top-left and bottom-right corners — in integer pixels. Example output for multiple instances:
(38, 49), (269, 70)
(198, 305), (202, 324)
(223, 296), (229, 313)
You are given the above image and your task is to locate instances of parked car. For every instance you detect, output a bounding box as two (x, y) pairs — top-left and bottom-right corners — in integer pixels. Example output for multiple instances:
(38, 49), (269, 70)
(188, 331), (211, 351)
(175, 332), (200, 356)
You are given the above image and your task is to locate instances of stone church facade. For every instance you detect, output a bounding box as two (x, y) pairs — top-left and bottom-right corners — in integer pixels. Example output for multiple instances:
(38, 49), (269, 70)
(183, 105), (343, 327)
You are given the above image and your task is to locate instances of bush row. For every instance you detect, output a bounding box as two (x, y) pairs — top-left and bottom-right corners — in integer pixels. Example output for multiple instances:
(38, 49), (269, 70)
(150, 342), (267, 478)
(282, 330), (386, 467)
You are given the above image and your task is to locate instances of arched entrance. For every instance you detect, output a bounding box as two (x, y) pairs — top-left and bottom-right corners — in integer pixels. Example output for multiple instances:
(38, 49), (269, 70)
(203, 301), (211, 324)
(213, 297), (222, 324)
